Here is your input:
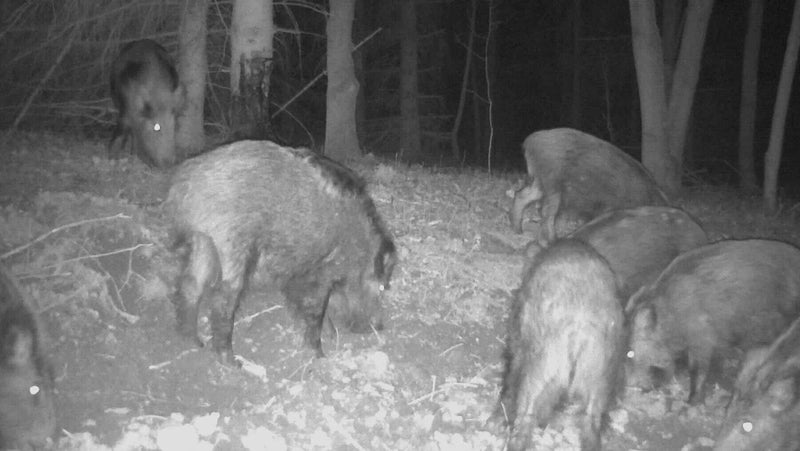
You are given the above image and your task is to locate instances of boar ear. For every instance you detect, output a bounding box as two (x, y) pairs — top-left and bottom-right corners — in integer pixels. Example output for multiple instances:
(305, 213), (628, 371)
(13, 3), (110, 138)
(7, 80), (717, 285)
(373, 238), (397, 284)
(631, 304), (656, 330)
(2, 324), (36, 369)
(645, 306), (658, 328)
(766, 377), (797, 413)
(624, 285), (648, 314)
(174, 83), (187, 111)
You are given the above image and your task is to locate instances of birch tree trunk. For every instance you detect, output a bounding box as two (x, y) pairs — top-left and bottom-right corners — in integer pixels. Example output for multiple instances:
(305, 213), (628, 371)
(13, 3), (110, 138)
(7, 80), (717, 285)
(764, 0), (800, 212)
(325, 0), (360, 160)
(230, 0), (274, 139)
(738, 0), (764, 192)
(629, 0), (678, 194)
(399, 0), (422, 160)
(666, 0), (714, 167)
(176, 0), (208, 159)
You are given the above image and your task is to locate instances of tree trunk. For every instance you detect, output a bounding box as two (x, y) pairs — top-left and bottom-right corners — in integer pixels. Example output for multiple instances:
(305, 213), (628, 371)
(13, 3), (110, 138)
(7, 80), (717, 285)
(661, 0), (683, 94)
(764, 0), (800, 212)
(738, 0), (763, 192)
(176, 0), (208, 159)
(471, 59), (482, 164)
(450, 0), (477, 162)
(354, 0), (367, 146)
(484, 0), (496, 169)
(325, 0), (360, 160)
(629, 0), (712, 195)
(666, 0), (714, 167)
(230, 0), (274, 140)
(399, 0), (422, 161)
(571, 0), (581, 128)
(629, 0), (679, 195)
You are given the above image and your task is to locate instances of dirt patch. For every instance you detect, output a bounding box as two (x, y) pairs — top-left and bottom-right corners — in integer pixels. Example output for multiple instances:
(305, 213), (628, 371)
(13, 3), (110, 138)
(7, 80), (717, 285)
(2, 132), (798, 450)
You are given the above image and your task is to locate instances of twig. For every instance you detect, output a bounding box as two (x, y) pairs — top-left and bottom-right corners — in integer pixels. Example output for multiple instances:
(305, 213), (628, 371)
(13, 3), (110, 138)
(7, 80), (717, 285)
(149, 349), (199, 370)
(271, 27), (383, 119)
(235, 305), (283, 325)
(439, 342), (464, 357)
(37, 243), (152, 271)
(237, 355), (269, 382)
(0, 213), (132, 260)
(10, 25), (78, 131)
(94, 261), (141, 325)
(287, 357), (314, 380)
(322, 409), (367, 451)
(269, 99), (315, 148)
(0, 1), (35, 42)
(409, 375), (437, 406)
(408, 380), (482, 406)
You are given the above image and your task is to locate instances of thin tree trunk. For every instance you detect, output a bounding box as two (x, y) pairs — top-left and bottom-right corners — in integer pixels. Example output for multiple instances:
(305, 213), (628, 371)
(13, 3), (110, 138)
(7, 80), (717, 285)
(764, 0), (800, 212)
(451, 0), (477, 161)
(484, 0), (496, 172)
(661, 0), (682, 94)
(666, 0), (714, 167)
(629, 0), (679, 195)
(230, 0), (274, 139)
(571, 0), (581, 128)
(325, 0), (360, 160)
(399, 0), (421, 160)
(354, 0), (366, 146)
(738, 0), (763, 192)
(177, 0), (208, 159)
(471, 60), (482, 164)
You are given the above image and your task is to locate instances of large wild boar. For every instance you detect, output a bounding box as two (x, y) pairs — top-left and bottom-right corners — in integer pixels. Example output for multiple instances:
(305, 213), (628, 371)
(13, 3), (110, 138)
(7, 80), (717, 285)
(166, 140), (397, 366)
(109, 39), (183, 167)
(495, 239), (625, 451)
(0, 264), (56, 449)
(509, 128), (668, 243)
(568, 206), (707, 301)
(626, 239), (800, 405)
(715, 316), (800, 450)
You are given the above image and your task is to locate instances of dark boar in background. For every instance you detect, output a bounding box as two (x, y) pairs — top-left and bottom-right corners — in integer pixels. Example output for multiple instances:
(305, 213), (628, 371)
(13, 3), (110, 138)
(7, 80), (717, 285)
(496, 239), (625, 451)
(509, 128), (668, 243)
(569, 206), (707, 301)
(0, 264), (56, 450)
(110, 39), (182, 167)
(626, 239), (800, 405)
(166, 140), (397, 366)
(715, 316), (800, 451)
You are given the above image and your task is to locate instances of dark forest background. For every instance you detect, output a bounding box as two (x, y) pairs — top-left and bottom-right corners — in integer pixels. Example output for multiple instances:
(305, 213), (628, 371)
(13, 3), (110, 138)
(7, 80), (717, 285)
(0, 0), (798, 194)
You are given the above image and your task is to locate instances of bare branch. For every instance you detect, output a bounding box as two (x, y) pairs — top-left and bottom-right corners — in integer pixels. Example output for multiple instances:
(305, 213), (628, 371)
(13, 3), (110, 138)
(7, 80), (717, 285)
(0, 213), (133, 260)
(271, 27), (382, 119)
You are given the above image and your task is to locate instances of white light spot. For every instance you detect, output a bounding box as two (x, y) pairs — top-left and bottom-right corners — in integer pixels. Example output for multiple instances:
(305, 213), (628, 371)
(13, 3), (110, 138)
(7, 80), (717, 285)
(29, 384), (41, 396)
(742, 421), (754, 433)
(626, 350), (635, 359)
(153, 122), (162, 132)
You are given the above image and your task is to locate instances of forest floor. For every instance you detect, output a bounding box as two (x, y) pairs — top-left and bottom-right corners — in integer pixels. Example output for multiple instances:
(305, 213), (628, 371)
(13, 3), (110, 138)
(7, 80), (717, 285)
(2, 132), (800, 451)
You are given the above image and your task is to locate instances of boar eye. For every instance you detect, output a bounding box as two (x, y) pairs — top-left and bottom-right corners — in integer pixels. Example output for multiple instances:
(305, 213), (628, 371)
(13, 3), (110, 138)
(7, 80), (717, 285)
(153, 122), (162, 132)
(626, 350), (635, 359)
(378, 284), (386, 292)
(29, 384), (41, 396)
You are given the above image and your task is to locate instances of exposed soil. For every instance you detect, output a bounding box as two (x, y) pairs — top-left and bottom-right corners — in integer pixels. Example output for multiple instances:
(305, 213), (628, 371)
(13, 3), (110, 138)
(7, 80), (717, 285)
(2, 132), (799, 450)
